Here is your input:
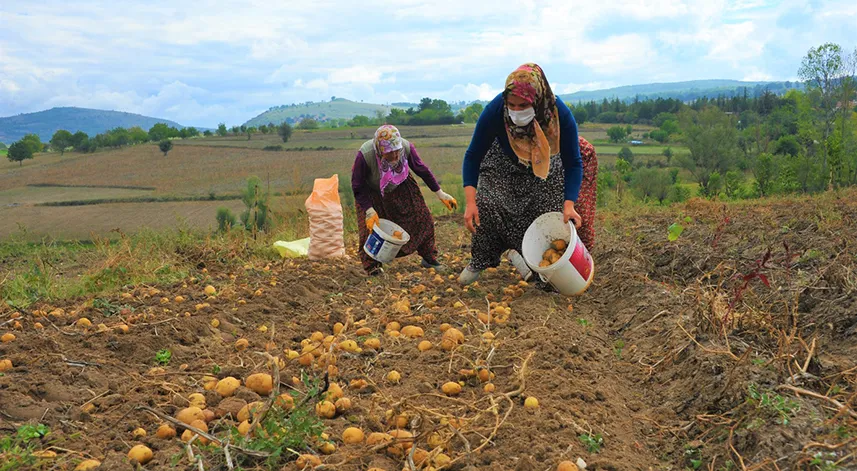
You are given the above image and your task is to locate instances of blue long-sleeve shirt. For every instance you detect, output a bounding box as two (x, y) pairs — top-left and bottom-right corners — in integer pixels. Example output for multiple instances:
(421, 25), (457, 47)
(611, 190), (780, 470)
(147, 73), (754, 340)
(462, 93), (583, 201)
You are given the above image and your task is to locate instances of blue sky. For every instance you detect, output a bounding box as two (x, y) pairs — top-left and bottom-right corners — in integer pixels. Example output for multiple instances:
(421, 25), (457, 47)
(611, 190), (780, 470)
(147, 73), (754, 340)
(1, 0), (855, 128)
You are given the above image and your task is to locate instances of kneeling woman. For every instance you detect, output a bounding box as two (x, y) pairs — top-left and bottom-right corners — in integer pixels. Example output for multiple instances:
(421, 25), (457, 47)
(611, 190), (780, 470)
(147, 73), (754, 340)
(351, 125), (458, 275)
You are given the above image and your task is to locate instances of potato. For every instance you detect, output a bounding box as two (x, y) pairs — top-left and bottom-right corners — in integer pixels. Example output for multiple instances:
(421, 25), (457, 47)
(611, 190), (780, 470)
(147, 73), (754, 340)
(386, 429), (414, 456)
(187, 393), (206, 409)
(315, 400), (336, 419)
(2, 333), (16, 343)
(417, 341), (433, 352)
(237, 401), (263, 422)
(204, 285), (216, 296)
(74, 459), (102, 471)
(236, 420), (251, 436)
(558, 461), (580, 471)
(386, 321), (401, 332)
(441, 382), (462, 396)
(342, 427), (365, 444)
(326, 383), (344, 401)
(319, 441), (336, 454)
(296, 455), (321, 468)
(215, 377), (241, 397)
(275, 394), (294, 410)
(76, 318), (92, 328)
(234, 338), (249, 351)
(477, 369), (491, 383)
(524, 396), (539, 409)
(355, 327), (373, 336)
(127, 445), (153, 465)
(155, 424), (176, 439)
(334, 397), (352, 412)
(245, 373), (273, 396)
(176, 406), (205, 425)
(551, 239), (568, 252)
(542, 248), (557, 261)
(132, 427), (147, 438)
(386, 370), (401, 383)
(539, 259), (551, 268)
(181, 420), (209, 443)
(400, 325), (424, 338)
(0, 359), (12, 372)
(427, 432), (445, 449)
(483, 383), (496, 393)
(364, 338), (381, 350)
(366, 432), (393, 446)
(202, 409), (215, 423)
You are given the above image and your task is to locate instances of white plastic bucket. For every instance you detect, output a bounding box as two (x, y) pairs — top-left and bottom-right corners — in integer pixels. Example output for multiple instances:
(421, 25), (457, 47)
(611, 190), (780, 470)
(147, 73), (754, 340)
(363, 218), (410, 264)
(521, 212), (594, 296)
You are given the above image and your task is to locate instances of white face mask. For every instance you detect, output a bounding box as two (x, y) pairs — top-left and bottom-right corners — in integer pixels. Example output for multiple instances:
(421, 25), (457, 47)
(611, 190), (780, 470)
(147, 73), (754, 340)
(508, 107), (535, 126)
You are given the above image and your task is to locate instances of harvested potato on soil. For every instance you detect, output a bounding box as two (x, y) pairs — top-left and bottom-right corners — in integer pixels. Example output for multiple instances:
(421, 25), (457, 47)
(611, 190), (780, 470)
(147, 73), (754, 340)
(215, 377), (241, 397)
(558, 461), (580, 471)
(342, 427), (365, 444)
(245, 373), (273, 396)
(0, 359), (12, 372)
(296, 455), (321, 468)
(176, 406), (205, 425)
(127, 445), (153, 465)
(315, 400), (336, 418)
(74, 460), (102, 471)
(155, 424), (176, 439)
(441, 382), (462, 396)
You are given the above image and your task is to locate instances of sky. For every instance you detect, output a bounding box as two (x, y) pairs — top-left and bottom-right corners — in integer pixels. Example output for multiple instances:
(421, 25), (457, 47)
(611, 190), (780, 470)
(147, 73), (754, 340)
(1, 0), (855, 128)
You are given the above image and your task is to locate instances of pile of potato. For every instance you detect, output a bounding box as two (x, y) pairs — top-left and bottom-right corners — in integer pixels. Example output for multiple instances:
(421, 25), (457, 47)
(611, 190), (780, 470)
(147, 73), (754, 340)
(539, 239), (568, 267)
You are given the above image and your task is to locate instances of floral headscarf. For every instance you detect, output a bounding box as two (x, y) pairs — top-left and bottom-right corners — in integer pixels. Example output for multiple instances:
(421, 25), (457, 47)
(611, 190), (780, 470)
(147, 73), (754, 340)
(503, 63), (560, 180)
(374, 125), (408, 196)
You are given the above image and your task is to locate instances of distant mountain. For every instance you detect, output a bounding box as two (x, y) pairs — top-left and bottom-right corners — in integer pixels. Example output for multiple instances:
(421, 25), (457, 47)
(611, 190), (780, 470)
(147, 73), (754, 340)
(244, 98), (481, 127)
(559, 79), (803, 103)
(0, 107), (187, 144)
(244, 98), (399, 127)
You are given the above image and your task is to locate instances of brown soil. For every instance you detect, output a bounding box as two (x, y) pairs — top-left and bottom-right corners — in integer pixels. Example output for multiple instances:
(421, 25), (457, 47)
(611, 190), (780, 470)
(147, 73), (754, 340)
(1, 195), (856, 471)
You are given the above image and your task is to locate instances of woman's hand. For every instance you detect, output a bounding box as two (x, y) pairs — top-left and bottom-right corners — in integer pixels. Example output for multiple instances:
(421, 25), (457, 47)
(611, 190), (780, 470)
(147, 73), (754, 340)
(564, 200), (581, 229)
(435, 189), (458, 211)
(463, 186), (479, 234)
(365, 207), (379, 231)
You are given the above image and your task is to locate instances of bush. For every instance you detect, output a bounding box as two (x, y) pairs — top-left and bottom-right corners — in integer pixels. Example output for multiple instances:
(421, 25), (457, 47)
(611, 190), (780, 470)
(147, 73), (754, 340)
(263, 145), (284, 151)
(216, 207), (237, 232)
(650, 129), (669, 143)
(618, 147), (634, 163)
(668, 184), (691, 203)
(159, 140), (173, 156)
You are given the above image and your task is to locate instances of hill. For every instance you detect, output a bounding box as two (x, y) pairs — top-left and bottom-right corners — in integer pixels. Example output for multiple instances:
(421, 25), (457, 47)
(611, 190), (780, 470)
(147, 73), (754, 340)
(0, 107), (187, 144)
(559, 79), (803, 103)
(244, 98), (397, 127)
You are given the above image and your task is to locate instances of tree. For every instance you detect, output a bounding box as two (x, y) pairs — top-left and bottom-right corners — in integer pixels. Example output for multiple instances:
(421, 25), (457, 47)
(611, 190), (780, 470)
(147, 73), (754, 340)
(348, 115), (371, 127)
(159, 139), (173, 157)
(149, 123), (171, 142)
(203, 130), (213, 137)
(631, 168), (671, 203)
(50, 130), (73, 156)
(660, 119), (680, 135)
(239, 125), (247, 133)
(7, 141), (34, 166)
(71, 132), (90, 152)
(298, 118), (319, 130)
(277, 122), (293, 143)
(231, 126), (240, 134)
(216, 123), (228, 137)
(21, 134), (42, 155)
(241, 176), (271, 233)
(607, 126), (628, 143)
(798, 43), (848, 188)
(753, 153), (777, 197)
(128, 126), (149, 144)
(724, 170), (745, 198)
(618, 146), (634, 163)
(773, 135), (800, 156)
(677, 106), (739, 196)
(662, 146), (673, 164)
(259, 124), (269, 134)
(572, 107), (587, 126)
(185, 127), (200, 137)
(649, 129), (668, 143)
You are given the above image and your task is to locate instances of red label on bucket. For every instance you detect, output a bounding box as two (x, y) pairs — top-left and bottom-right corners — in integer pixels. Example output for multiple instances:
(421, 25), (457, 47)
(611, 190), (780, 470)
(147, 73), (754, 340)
(569, 240), (592, 281)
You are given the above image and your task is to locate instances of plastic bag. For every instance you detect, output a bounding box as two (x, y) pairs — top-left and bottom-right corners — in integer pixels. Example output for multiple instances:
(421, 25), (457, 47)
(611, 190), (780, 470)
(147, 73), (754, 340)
(273, 238), (310, 258)
(305, 174), (345, 260)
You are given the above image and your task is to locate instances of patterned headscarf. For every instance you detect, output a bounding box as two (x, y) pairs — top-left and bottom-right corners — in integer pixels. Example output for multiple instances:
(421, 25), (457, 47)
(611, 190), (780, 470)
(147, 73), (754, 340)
(374, 125), (409, 196)
(503, 63), (560, 180)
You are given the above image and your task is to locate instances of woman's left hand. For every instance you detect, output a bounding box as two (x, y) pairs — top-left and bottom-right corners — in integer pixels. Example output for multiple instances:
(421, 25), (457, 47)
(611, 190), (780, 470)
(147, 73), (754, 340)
(564, 200), (582, 228)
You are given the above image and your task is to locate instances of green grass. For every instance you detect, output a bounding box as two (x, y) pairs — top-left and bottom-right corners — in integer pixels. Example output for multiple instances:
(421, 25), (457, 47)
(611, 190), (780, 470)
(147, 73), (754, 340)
(0, 149), (7, 157)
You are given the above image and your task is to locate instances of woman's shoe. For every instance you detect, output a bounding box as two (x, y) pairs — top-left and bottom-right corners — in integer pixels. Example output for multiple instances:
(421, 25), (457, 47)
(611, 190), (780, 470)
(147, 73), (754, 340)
(421, 258), (449, 273)
(458, 265), (481, 285)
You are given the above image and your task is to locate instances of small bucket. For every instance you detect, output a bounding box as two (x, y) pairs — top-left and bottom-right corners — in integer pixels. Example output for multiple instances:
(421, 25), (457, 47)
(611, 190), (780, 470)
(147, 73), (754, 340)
(363, 218), (410, 264)
(521, 212), (594, 296)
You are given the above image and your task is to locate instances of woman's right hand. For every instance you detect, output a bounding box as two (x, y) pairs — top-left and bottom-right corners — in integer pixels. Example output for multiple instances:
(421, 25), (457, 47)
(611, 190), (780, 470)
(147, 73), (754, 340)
(365, 207), (379, 231)
(463, 186), (479, 234)
(464, 204), (480, 234)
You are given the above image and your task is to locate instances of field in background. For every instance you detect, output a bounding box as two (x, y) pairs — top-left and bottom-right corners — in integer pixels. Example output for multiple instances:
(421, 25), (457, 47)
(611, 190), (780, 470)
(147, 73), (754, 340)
(1, 123), (673, 241)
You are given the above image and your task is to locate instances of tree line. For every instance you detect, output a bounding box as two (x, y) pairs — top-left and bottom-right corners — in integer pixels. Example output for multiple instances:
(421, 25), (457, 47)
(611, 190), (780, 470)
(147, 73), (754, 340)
(597, 43), (856, 206)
